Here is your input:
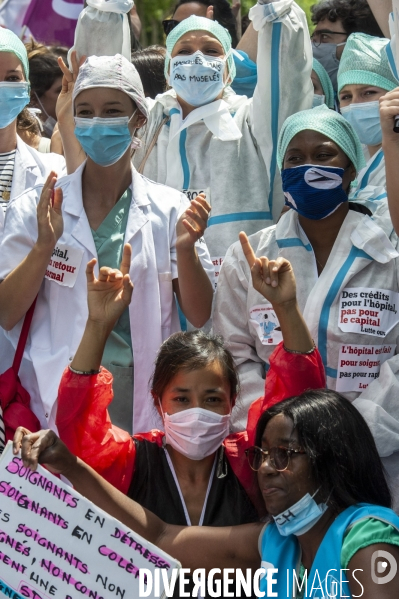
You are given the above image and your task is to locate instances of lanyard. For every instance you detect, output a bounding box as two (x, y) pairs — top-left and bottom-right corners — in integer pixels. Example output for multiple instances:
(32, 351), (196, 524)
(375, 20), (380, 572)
(164, 447), (216, 527)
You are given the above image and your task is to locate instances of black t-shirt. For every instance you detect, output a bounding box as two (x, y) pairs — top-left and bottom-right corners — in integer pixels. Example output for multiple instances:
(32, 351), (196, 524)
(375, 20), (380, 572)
(127, 439), (259, 598)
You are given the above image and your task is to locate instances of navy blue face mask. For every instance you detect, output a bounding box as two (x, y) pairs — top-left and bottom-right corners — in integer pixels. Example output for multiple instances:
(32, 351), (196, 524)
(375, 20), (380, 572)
(281, 164), (349, 220)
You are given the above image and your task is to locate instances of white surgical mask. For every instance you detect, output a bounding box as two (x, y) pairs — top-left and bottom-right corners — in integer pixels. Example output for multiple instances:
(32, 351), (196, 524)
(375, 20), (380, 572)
(273, 489), (328, 536)
(168, 50), (229, 107)
(340, 100), (382, 146)
(34, 92), (57, 136)
(162, 407), (231, 460)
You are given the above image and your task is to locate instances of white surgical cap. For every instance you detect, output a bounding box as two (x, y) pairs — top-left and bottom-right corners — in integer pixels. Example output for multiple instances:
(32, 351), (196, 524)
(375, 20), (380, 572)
(73, 54), (149, 119)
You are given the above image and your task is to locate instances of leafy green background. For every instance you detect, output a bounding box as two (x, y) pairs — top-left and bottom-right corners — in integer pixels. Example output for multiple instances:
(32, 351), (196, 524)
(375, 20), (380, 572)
(135, 0), (315, 46)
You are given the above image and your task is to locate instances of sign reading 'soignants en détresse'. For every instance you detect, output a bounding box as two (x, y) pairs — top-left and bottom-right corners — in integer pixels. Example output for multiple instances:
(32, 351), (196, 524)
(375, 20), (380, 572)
(0, 443), (180, 599)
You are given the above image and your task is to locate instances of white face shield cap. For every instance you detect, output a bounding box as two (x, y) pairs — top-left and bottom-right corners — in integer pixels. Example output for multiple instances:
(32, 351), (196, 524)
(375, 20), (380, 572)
(73, 54), (149, 120)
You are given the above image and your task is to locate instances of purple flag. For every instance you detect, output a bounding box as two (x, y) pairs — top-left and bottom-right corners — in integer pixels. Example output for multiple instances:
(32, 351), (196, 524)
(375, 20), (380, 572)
(23, 0), (83, 47)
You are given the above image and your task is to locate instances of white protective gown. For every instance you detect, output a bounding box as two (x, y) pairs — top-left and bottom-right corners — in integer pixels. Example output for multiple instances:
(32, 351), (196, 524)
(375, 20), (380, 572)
(133, 0), (313, 280)
(350, 147), (387, 203)
(213, 203), (399, 508)
(0, 163), (214, 434)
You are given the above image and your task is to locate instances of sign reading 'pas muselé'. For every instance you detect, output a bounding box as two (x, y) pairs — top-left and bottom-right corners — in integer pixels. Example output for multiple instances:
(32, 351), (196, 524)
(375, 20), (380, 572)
(0, 443), (180, 599)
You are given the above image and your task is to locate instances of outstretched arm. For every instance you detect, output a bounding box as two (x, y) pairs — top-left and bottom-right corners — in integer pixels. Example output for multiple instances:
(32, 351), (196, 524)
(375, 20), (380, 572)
(14, 428), (263, 572)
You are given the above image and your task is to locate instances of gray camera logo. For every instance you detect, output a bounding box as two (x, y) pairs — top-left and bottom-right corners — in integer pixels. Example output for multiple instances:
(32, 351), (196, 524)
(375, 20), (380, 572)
(371, 550), (397, 584)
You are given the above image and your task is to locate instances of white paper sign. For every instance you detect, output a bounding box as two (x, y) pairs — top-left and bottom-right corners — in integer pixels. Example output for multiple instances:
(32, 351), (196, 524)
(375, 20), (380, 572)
(249, 304), (283, 346)
(211, 256), (224, 289)
(336, 343), (396, 392)
(0, 443), (180, 599)
(338, 287), (399, 337)
(182, 188), (210, 203)
(45, 244), (84, 288)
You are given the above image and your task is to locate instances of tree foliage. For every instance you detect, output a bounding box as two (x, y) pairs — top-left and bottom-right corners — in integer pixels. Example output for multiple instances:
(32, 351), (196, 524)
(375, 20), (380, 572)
(136, 0), (315, 45)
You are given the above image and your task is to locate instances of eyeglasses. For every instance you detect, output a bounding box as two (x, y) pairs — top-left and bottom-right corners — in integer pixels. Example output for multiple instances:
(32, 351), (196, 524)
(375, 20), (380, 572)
(245, 446), (306, 472)
(162, 19), (180, 36)
(311, 30), (348, 47)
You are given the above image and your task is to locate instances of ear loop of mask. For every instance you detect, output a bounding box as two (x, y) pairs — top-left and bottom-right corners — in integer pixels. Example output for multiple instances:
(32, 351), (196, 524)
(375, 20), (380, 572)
(129, 108), (143, 151)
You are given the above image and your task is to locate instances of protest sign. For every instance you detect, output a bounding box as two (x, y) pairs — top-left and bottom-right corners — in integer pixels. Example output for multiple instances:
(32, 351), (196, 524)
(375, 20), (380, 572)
(23, 0), (84, 46)
(0, 443), (181, 599)
(338, 287), (399, 337)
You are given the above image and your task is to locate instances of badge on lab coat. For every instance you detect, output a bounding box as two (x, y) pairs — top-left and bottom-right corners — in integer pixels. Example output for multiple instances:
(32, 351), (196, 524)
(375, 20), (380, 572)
(249, 304), (283, 345)
(338, 287), (399, 337)
(45, 243), (84, 287)
(336, 343), (396, 392)
(182, 188), (210, 203)
(212, 256), (224, 289)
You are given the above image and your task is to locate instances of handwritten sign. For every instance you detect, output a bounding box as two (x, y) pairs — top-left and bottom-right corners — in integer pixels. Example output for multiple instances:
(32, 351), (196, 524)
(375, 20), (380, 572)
(45, 244), (84, 288)
(338, 287), (399, 337)
(336, 343), (396, 392)
(0, 443), (180, 599)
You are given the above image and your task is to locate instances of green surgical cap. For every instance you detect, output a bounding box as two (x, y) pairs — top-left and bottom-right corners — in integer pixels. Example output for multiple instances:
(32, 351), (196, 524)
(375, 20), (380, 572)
(338, 33), (396, 94)
(313, 58), (334, 109)
(0, 27), (29, 79)
(277, 105), (366, 172)
(165, 15), (235, 83)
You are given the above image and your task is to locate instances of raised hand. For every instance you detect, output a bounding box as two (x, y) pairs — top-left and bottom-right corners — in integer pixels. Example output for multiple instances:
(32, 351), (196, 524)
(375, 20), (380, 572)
(56, 50), (85, 123)
(36, 171), (63, 249)
(86, 244), (133, 333)
(176, 194), (211, 250)
(13, 427), (76, 475)
(239, 231), (297, 306)
(379, 88), (399, 144)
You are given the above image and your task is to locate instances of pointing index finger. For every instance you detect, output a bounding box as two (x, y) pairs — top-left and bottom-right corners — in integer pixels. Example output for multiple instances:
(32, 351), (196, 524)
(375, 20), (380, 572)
(239, 231), (257, 268)
(120, 243), (132, 276)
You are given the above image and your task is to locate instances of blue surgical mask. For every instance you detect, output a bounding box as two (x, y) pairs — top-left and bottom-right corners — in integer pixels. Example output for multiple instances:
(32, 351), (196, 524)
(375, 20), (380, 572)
(312, 93), (325, 108)
(273, 489), (328, 536)
(0, 81), (30, 129)
(340, 101), (382, 146)
(311, 42), (346, 91)
(74, 112), (137, 167)
(168, 50), (228, 107)
(281, 164), (348, 220)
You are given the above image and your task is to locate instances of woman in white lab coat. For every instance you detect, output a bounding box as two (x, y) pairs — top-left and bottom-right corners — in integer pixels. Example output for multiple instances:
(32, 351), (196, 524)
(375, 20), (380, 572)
(0, 27), (65, 234)
(59, 2), (313, 274)
(0, 54), (214, 436)
(214, 105), (399, 508)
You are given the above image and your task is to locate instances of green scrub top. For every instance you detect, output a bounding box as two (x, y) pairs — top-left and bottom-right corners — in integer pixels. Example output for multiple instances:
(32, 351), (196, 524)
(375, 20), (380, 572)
(91, 188), (134, 432)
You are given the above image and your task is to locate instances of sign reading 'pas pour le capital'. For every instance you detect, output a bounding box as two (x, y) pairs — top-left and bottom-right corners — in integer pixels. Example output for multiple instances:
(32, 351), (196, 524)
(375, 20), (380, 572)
(0, 443), (180, 599)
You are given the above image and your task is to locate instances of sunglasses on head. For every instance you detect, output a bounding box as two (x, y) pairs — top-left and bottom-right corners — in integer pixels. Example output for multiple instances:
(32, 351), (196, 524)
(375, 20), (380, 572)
(162, 19), (180, 36)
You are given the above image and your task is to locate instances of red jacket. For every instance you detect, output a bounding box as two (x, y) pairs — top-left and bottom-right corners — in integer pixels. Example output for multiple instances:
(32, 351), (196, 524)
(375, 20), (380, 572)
(57, 342), (325, 510)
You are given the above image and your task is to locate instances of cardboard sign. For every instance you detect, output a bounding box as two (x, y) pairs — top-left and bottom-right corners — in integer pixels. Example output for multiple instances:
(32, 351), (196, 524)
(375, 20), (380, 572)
(0, 443), (180, 599)
(249, 304), (283, 346)
(336, 343), (396, 392)
(45, 244), (84, 288)
(338, 287), (399, 337)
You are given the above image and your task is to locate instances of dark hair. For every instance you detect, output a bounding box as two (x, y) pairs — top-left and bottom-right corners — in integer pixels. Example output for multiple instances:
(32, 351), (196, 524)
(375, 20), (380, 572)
(173, 0), (238, 47)
(311, 0), (383, 37)
(151, 331), (239, 402)
(17, 107), (41, 137)
(255, 389), (392, 511)
(131, 46), (167, 99)
(26, 40), (63, 99)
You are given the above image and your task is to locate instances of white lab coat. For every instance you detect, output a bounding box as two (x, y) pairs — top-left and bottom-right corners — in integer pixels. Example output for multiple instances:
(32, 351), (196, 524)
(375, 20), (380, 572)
(0, 163), (214, 433)
(0, 137), (66, 391)
(0, 136), (66, 236)
(133, 0), (313, 274)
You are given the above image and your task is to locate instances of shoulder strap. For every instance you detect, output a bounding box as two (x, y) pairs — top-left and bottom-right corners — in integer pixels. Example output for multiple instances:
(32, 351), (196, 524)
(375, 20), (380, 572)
(137, 116), (169, 174)
(12, 297), (37, 375)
